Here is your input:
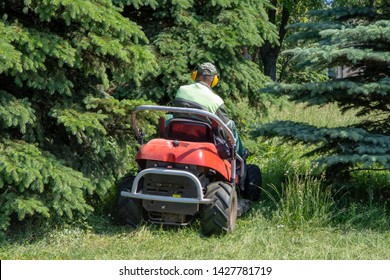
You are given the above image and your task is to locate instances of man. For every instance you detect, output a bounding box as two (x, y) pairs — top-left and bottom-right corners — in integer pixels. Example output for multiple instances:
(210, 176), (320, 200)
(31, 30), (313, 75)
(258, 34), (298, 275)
(173, 62), (247, 159)
(242, 46), (252, 61)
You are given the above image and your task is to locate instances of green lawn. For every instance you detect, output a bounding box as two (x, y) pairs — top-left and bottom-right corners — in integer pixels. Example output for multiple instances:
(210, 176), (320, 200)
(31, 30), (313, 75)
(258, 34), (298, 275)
(1, 211), (390, 260)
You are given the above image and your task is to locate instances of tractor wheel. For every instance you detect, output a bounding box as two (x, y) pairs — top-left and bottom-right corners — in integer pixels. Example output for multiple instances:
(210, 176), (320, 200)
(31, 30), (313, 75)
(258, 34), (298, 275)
(201, 181), (237, 236)
(114, 175), (144, 227)
(243, 164), (262, 201)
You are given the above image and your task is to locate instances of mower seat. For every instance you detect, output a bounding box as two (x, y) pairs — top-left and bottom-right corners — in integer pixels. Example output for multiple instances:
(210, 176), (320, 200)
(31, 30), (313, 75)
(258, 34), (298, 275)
(166, 118), (214, 143)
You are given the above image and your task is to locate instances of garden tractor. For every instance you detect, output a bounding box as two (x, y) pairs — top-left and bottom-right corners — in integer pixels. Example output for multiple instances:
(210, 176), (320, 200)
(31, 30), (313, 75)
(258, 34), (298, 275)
(115, 105), (262, 235)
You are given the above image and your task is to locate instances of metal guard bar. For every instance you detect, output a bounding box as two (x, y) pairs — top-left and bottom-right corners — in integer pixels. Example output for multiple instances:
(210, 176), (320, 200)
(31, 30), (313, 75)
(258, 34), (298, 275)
(236, 154), (245, 179)
(131, 105), (246, 184)
(131, 105), (236, 147)
(120, 168), (213, 204)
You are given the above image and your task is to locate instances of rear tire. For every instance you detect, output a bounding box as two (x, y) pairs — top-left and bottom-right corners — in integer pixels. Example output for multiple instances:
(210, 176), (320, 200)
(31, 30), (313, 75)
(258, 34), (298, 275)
(243, 164), (262, 201)
(201, 181), (237, 236)
(114, 175), (144, 227)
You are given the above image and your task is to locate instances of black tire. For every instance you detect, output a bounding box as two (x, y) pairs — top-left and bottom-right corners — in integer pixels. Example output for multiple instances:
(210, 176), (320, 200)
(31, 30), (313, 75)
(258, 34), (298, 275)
(114, 175), (144, 227)
(201, 181), (237, 236)
(243, 164), (262, 201)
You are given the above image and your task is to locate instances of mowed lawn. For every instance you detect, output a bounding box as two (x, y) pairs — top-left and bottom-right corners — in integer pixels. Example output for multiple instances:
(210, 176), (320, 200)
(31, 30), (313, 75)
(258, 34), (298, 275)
(1, 210), (390, 260)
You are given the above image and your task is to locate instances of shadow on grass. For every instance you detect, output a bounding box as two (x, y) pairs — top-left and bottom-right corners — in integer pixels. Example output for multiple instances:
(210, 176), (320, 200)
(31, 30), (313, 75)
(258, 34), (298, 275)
(0, 213), (138, 246)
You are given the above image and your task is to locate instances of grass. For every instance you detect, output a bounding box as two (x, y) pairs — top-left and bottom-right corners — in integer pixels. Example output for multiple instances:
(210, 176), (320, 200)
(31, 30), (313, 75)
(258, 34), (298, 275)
(1, 100), (389, 260)
(264, 102), (361, 127)
(1, 211), (390, 260)
(268, 171), (333, 228)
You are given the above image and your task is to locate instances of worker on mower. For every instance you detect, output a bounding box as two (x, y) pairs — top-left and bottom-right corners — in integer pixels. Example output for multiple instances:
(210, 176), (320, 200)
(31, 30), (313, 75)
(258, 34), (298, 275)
(173, 62), (247, 159)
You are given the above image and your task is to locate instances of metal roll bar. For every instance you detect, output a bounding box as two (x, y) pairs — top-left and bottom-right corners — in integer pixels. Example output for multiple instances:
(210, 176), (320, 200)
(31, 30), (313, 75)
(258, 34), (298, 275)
(131, 105), (244, 184)
(132, 105), (236, 145)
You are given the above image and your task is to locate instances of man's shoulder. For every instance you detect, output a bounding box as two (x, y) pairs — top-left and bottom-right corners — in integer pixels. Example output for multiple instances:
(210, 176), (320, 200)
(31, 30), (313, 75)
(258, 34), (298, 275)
(196, 83), (222, 100)
(178, 84), (194, 90)
(176, 83), (224, 107)
(177, 83), (197, 94)
(200, 85), (224, 105)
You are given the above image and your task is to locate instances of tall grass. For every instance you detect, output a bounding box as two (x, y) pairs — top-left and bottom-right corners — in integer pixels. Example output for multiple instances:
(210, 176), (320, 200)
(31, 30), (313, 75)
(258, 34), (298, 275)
(246, 99), (390, 231)
(268, 172), (333, 228)
(264, 101), (361, 127)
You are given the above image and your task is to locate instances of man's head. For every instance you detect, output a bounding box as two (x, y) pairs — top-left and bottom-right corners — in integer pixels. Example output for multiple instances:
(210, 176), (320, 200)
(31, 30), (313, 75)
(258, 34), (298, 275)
(192, 62), (219, 87)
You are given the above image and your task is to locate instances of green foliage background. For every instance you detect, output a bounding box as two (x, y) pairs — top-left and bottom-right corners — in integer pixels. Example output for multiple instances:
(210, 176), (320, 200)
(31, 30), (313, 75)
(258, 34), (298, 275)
(255, 3), (390, 176)
(0, 0), (160, 232)
(113, 0), (278, 103)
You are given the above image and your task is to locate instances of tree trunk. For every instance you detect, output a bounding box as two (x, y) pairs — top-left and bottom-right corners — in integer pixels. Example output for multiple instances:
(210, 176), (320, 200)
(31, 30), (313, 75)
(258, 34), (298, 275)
(260, 43), (279, 81)
(259, 1), (291, 81)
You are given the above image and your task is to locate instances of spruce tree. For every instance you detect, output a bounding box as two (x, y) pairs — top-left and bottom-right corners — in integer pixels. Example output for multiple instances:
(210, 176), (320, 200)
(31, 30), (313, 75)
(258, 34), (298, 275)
(113, 0), (278, 104)
(0, 0), (158, 232)
(253, 2), (390, 178)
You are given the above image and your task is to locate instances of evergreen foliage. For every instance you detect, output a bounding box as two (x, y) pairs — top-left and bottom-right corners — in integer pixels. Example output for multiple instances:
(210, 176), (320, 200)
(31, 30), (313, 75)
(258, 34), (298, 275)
(113, 0), (278, 103)
(254, 3), (390, 177)
(0, 0), (158, 232)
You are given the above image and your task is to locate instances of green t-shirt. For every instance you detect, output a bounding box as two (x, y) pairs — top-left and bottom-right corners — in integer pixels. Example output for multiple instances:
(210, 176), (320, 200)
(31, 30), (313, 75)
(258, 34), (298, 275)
(175, 82), (224, 115)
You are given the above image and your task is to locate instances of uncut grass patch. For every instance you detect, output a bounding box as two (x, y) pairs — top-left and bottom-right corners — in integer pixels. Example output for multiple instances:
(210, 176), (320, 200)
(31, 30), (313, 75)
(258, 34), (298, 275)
(268, 171), (333, 228)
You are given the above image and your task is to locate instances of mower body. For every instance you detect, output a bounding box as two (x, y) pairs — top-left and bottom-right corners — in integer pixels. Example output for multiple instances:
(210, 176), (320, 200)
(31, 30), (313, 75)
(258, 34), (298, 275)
(117, 105), (256, 235)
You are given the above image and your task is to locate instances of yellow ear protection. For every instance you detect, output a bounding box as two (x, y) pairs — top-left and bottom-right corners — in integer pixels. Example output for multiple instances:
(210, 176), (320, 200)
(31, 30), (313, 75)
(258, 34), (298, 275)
(191, 66), (219, 88)
(191, 69), (198, 81)
(211, 74), (219, 88)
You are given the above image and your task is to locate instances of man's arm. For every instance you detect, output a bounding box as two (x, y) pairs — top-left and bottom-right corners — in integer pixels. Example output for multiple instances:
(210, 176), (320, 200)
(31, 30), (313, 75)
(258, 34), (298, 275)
(215, 103), (236, 131)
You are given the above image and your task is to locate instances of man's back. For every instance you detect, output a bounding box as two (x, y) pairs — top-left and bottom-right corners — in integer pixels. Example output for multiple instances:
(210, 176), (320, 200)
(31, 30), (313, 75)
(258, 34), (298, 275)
(175, 82), (223, 115)
(173, 62), (246, 158)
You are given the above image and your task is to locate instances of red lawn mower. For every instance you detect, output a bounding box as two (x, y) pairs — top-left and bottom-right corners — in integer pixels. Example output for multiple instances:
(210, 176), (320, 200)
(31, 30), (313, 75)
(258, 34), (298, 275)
(115, 105), (262, 236)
